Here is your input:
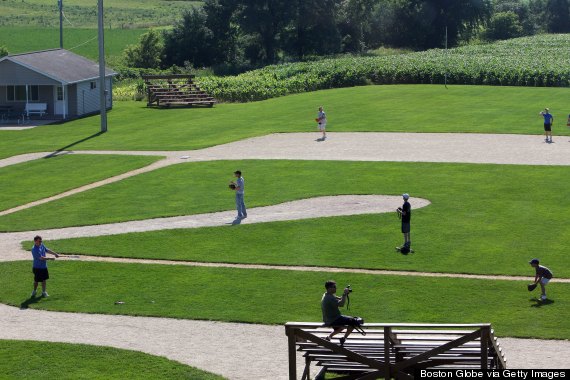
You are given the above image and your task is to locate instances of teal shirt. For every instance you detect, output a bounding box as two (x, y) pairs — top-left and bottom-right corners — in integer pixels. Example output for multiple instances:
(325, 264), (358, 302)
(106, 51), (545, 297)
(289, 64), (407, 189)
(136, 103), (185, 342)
(321, 292), (341, 325)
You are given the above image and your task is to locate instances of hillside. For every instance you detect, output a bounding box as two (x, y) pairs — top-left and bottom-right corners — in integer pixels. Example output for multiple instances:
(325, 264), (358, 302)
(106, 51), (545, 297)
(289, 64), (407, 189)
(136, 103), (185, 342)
(0, 0), (200, 28)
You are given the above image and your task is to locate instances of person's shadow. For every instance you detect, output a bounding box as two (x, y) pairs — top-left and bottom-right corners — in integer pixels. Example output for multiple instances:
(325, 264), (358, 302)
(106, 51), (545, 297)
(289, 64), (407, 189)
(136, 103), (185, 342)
(20, 296), (42, 310)
(529, 298), (554, 308)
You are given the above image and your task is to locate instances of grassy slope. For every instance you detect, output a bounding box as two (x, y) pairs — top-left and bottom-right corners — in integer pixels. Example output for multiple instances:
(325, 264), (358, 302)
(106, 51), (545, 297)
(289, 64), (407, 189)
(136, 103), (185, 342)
(0, 154), (160, 211)
(0, 340), (224, 379)
(0, 0), (200, 28)
(0, 261), (567, 340)
(11, 160), (570, 278)
(0, 85), (568, 160)
(0, 27), (149, 67)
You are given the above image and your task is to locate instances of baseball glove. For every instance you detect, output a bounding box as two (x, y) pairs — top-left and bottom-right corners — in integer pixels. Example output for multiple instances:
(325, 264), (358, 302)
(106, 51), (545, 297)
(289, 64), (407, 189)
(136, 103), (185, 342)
(229, 183), (236, 190)
(315, 118), (319, 122)
(527, 283), (537, 291)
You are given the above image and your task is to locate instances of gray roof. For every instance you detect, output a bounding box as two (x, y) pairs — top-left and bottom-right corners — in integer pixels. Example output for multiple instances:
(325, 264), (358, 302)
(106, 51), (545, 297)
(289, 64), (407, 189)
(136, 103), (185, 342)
(1, 48), (117, 84)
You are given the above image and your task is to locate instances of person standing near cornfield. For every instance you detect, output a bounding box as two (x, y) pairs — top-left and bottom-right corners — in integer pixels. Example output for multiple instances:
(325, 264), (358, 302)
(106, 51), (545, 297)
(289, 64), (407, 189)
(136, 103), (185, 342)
(30, 235), (59, 298)
(539, 108), (554, 143)
(317, 106), (327, 140)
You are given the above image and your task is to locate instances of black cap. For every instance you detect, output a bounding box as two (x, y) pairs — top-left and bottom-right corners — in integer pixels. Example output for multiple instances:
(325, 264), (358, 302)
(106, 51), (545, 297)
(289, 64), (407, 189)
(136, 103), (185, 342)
(529, 258), (539, 265)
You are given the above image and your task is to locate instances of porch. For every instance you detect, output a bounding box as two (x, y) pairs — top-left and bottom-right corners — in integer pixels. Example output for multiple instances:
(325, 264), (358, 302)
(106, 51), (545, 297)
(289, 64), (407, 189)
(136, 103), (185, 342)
(0, 84), (71, 121)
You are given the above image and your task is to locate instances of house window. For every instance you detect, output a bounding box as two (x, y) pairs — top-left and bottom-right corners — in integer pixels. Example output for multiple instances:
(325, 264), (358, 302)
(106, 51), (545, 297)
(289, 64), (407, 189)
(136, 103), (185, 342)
(56, 86), (64, 101)
(7, 85), (39, 102)
(90, 81), (97, 90)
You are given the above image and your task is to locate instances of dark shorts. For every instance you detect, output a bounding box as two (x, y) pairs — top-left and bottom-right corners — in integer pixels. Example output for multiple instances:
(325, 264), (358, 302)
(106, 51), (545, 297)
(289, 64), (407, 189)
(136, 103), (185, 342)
(33, 267), (49, 282)
(330, 315), (354, 327)
(544, 123), (552, 132)
(401, 222), (410, 233)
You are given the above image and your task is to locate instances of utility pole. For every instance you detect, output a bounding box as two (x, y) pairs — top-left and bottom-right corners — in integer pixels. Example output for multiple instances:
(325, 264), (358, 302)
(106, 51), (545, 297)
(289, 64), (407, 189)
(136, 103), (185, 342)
(97, 0), (107, 132)
(58, 0), (63, 48)
(444, 26), (448, 89)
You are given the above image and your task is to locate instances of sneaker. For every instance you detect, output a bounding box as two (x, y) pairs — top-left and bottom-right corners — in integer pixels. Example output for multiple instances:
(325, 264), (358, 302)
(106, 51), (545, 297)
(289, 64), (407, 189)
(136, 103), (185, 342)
(540, 295), (547, 301)
(30, 290), (37, 297)
(41, 292), (49, 297)
(339, 337), (346, 346)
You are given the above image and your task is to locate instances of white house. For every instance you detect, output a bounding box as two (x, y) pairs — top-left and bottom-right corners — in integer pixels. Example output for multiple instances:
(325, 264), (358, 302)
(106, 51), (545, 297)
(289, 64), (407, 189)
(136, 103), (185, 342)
(0, 48), (116, 120)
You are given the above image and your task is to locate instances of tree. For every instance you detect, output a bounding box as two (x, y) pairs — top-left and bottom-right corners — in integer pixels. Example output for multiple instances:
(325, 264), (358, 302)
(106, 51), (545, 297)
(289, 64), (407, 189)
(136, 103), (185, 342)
(123, 29), (163, 69)
(0, 46), (8, 58)
(493, 0), (534, 34)
(286, 0), (341, 59)
(337, 0), (377, 52)
(238, 0), (294, 64)
(203, 0), (240, 64)
(163, 7), (216, 68)
(370, 0), (492, 50)
(484, 11), (524, 40)
(545, 0), (570, 32)
(414, 0), (493, 48)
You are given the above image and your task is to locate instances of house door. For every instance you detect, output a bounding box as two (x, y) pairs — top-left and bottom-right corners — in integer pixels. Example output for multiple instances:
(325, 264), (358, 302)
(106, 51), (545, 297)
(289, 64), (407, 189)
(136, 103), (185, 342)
(54, 86), (66, 116)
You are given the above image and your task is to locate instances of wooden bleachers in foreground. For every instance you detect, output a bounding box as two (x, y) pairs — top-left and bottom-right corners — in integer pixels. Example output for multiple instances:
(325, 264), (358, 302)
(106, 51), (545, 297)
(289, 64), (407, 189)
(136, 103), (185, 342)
(142, 74), (216, 108)
(285, 322), (507, 380)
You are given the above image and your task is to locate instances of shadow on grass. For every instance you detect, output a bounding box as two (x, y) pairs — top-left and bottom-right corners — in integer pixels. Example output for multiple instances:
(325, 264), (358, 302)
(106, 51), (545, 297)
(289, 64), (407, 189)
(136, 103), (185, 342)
(20, 296), (42, 310)
(45, 131), (105, 158)
(529, 298), (555, 308)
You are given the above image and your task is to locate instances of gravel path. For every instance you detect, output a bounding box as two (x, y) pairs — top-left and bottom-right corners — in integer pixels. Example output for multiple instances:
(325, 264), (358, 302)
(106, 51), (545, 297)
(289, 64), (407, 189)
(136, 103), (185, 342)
(0, 195), (430, 262)
(2, 132), (570, 377)
(0, 304), (567, 380)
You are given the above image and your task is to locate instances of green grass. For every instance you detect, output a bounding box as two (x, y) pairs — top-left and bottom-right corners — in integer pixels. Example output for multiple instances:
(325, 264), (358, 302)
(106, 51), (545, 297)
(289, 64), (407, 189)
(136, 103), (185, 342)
(0, 0), (201, 28)
(0, 27), (150, 67)
(0, 339), (224, 379)
(0, 85), (568, 160)
(0, 261), (567, 340)
(11, 160), (570, 277)
(0, 154), (160, 211)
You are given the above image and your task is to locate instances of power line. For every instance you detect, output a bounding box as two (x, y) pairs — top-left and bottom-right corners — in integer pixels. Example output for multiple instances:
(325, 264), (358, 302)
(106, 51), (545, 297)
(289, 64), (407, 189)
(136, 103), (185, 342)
(67, 35), (98, 51)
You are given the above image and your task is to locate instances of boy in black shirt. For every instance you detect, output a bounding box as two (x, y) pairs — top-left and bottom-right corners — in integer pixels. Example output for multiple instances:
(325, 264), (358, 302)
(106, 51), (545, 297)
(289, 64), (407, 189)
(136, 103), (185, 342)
(397, 193), (411, 251)
(529, 258), (553, 301)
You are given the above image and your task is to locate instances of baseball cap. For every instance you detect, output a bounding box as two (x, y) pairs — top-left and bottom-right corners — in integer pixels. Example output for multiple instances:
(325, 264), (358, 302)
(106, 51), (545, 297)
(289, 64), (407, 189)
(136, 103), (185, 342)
(402, 193), (409, 200)
(529, 258), (539, 265)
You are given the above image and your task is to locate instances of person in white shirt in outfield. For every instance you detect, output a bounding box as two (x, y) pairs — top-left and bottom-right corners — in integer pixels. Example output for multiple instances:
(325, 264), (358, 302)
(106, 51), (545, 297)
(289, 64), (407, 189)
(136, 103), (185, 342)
(317, 106), (327, 140)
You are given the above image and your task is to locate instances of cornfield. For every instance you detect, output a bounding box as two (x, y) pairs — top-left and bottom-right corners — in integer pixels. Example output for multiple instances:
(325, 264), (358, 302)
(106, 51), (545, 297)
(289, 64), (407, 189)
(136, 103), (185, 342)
(197, 34), (570, 102)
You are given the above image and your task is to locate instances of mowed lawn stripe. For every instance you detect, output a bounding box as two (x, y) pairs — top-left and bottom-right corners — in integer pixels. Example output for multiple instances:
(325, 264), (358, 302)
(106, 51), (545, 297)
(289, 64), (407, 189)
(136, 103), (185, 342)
(0, 261), (567, 340)
(5, 160), (570, 277)
(0, 154), (161, 212)
(43, 212), (570, 278)
(0, 85), (568, 159)
(0, 339), (224, 380)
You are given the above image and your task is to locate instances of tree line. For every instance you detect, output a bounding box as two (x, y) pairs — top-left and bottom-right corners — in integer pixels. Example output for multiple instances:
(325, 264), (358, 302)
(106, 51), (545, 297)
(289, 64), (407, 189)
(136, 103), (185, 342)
(124, 0), (570, 72)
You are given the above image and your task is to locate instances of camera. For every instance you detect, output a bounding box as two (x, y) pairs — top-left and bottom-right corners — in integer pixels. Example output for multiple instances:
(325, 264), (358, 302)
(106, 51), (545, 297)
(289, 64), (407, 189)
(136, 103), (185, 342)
(346, 285), (353, 293)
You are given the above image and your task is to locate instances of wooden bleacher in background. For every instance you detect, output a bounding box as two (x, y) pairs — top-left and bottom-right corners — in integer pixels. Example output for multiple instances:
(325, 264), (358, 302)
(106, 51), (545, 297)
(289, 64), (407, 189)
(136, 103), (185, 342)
(142, 74), (216, 108)
(285, 322), (507, 380)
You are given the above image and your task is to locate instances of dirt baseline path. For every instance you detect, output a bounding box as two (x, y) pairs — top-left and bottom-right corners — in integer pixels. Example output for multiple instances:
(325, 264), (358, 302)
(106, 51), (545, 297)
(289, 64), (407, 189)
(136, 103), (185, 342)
(0, 304), (567, 380)
(0, 195), (430, 262)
